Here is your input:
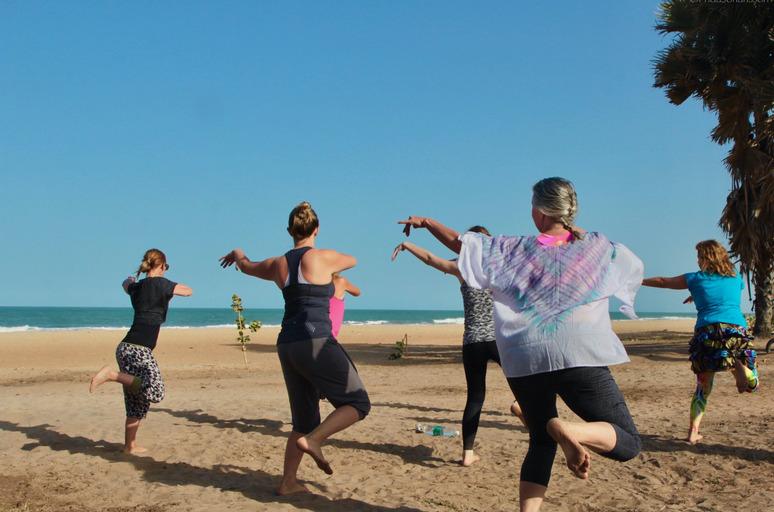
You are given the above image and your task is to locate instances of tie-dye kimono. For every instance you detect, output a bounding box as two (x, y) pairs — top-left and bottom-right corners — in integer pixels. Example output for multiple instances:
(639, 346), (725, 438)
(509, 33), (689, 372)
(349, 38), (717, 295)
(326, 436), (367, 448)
(457, 232), (643, 378)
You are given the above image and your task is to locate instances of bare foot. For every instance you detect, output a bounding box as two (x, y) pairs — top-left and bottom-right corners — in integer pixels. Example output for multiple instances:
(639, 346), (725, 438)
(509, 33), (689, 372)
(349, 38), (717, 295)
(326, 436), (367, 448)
(90, 366), (115, 393)
(686, 429), (703, 445)
(123, 445), (148, 454)
(462, 451), (480, 467)
(510, 401), (527, 428)
(276, 480), (310, 496)
(296, 436), (333, 475)
(733, 365), (749, 394)
(547, 418), (590, 479)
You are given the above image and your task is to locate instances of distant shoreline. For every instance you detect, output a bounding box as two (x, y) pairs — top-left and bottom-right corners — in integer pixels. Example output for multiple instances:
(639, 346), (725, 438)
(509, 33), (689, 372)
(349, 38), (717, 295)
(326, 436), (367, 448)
(0, 305), (700, 333)
(0, 317), (699, 335)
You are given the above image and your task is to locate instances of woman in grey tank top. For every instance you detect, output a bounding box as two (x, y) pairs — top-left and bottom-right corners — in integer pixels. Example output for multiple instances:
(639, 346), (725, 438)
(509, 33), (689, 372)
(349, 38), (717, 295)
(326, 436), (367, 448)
(392, 225), (524, 467)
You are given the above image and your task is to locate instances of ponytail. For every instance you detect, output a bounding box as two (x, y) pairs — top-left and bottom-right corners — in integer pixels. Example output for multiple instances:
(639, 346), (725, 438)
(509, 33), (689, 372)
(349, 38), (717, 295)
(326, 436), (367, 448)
(136, 249), (167, 277)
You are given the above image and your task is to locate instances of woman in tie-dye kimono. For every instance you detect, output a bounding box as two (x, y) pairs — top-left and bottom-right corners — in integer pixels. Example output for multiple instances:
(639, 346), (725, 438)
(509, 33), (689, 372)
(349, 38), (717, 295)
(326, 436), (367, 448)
(399, 177), (643, 512)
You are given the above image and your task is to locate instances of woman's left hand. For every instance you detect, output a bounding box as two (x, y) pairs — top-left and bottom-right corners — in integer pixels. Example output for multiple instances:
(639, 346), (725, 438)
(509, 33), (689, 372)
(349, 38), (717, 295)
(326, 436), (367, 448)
(219, 249), (243, 269)
(391, 242), (406, 261)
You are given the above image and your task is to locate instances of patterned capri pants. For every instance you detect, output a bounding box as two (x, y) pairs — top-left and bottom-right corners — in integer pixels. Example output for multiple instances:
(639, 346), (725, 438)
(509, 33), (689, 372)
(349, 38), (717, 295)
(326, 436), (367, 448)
(115, 342), (165, 419)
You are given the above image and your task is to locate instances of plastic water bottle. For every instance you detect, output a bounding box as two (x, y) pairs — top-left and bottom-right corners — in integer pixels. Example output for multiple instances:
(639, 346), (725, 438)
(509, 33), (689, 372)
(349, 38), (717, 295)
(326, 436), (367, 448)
(415, 423), (460, 438)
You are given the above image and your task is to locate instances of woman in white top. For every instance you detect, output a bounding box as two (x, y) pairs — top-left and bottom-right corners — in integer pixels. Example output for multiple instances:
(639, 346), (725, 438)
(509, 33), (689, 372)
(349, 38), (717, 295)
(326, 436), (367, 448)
(399, 177), (643, 512)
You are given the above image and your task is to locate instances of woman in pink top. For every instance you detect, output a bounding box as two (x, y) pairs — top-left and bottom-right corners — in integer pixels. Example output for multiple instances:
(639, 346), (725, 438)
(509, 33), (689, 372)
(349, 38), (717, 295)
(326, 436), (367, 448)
(330, 273), (361, 338)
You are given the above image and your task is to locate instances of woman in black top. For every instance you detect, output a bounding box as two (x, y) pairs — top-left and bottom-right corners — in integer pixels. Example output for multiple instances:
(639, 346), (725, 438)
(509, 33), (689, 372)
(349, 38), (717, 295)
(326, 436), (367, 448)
(219, 202), (370, 496)
(90, 248), (192, 454)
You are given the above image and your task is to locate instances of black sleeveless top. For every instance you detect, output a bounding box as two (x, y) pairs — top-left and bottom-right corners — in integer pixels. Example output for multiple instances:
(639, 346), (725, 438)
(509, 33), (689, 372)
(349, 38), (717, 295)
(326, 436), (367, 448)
(278, 247), (335, 344)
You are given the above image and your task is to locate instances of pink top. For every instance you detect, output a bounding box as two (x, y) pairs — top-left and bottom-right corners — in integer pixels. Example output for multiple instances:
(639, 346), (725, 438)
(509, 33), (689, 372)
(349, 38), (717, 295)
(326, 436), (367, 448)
(329, 297), (345, 338)
(536, 231), (573, 247)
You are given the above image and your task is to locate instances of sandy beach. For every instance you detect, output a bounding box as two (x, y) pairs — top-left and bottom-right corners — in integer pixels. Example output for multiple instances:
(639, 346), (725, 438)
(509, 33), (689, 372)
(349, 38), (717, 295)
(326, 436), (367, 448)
(0, 320), (771, 511)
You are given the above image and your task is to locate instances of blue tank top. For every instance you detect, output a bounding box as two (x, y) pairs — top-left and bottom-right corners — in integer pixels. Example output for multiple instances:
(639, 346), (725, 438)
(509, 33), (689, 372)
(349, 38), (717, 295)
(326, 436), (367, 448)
(684, 271), (746, 328)
(278, 247), (335, 344)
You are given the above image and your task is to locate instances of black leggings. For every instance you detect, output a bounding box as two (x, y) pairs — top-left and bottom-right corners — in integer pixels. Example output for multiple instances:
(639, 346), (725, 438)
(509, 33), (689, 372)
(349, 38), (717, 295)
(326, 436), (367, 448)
(462, 340), (501, 450)
(507, 366), (640, 487)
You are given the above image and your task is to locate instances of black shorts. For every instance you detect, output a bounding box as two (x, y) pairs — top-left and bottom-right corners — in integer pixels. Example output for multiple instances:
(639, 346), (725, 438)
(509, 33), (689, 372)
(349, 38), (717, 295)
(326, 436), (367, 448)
(277, 337), (371, 434)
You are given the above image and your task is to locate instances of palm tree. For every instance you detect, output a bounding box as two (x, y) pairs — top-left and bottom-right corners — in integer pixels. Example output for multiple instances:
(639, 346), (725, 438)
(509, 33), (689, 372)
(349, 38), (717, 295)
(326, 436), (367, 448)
(653, 0), (774, 338)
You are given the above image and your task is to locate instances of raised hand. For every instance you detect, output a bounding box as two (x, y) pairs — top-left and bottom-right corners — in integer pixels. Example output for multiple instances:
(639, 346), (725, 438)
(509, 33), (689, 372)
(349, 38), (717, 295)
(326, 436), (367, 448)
(397, 216), (427, 237)
(219, 249), (242, 269)
(391, 242), (406, 261)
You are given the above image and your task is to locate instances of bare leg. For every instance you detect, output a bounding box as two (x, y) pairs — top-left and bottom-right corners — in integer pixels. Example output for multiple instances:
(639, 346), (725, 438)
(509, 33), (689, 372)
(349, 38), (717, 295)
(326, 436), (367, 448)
(276, 431), (309, 495)
(511, 400), (527, 427)
(123, 417), (147, 454)
(296, 405), (360, 475)
(90, 366), (135, 392)
(546, 418), (597, 479)
(519, 481), (547, 512)
(733, 355), (757, 393)
(688, 372), (714, 444)
(462, 449), (480, 467)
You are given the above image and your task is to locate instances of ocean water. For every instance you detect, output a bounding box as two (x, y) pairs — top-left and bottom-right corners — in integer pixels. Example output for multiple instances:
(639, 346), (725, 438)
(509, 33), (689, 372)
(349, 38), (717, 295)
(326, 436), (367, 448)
(0, 307), (696, 332)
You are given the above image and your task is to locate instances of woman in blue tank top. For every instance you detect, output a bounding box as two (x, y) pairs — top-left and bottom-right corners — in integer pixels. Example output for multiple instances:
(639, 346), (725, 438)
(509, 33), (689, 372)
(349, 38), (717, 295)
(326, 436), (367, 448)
(643, 240), (757, 445)
(219, 201), (370, 496)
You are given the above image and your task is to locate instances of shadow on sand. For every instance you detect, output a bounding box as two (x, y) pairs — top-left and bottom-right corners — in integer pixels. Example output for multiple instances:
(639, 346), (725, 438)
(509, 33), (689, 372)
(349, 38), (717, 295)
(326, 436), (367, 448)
(409, 415), (526, 434)
(641, 433), (773, 464)
(623, 337), (692, 363)
(372, 401), (513, 418)
(0, 419), (423, 511)
(243, 342), (463, 367)
(155, 408), (447, 468)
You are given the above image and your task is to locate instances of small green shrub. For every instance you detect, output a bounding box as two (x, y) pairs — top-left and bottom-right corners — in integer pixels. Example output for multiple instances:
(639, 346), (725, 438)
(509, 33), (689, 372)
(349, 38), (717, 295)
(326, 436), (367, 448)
(389, 334), (409, 360)
(231, 294), (261, 368)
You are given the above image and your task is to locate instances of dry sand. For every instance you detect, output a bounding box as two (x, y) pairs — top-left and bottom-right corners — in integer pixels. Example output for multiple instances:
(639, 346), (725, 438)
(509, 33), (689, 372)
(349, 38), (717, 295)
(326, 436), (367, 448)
(0, 320), (771, 511)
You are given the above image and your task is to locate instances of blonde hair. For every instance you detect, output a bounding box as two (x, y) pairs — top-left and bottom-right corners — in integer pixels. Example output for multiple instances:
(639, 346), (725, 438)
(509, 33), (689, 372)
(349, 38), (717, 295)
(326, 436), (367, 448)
(288, 201), (319, 240)
(696, 240), (736, 277)
(532, 177), (583, 240)
(136, 249), (167, 277)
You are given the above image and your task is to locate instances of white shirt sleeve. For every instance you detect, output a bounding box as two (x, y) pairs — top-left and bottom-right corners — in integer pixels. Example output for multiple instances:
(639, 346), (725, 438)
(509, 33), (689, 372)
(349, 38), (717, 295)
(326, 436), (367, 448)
(608, 242), (644, 320)
(457, 232), (490, 290)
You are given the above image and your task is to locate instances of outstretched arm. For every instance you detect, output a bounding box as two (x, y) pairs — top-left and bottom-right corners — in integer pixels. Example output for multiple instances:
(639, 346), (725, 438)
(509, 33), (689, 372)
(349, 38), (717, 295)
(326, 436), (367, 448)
(173, 284), (193, 296)
(219, 248), (280, 282)
(398, 216), (462, 254)
(392, 241), (461, 277)
(642, 275), (688, 289)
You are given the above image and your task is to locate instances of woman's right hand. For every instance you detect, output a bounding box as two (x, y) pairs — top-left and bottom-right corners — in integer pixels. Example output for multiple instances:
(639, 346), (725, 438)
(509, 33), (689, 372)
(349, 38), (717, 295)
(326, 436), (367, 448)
(398, 216), (427, 236)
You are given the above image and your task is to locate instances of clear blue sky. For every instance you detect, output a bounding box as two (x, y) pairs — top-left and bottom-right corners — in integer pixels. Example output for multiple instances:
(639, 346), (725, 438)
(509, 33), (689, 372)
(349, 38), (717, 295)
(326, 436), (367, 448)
(0, 1), (752, 313)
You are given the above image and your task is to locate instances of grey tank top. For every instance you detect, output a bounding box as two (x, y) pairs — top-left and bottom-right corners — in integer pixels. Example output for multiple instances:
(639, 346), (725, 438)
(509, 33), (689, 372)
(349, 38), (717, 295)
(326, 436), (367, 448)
(461, 282), (496, 344)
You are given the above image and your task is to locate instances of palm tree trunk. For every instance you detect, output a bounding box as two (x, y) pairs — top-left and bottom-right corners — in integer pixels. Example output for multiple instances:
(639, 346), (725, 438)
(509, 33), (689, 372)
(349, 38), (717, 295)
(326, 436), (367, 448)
(751, 114), (774, 339)
(753, 265), (774, 339)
